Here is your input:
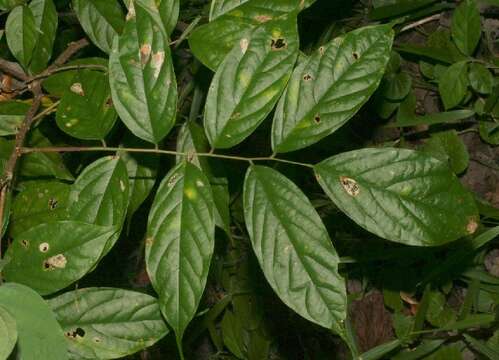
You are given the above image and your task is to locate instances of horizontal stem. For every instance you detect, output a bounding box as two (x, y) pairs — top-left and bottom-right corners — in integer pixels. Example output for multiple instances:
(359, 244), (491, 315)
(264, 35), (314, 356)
(19, 146), (315, 168)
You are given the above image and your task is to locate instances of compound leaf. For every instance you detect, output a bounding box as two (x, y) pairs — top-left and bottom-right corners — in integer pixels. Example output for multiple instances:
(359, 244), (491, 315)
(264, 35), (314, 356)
(315, 148), (479, 246)
(56, 70), (117, 140)
(146, 161), (215, 342)
(28, 0), (57, 73)
(109, 0), (177, 144)
(204, 14), (299, 148)
(243, 165), (346, 332)
(451, 0), (481, 56)
(0, 283), (67, 360)
(68, 156), (129, 256)
(49, 287), (168, 359)
(3, 221), (117, 295)
(0, 305), (17, 360)
(5, 5), (37, 69)
(72, 0), (125, 54)
(272, 24), (393, 153)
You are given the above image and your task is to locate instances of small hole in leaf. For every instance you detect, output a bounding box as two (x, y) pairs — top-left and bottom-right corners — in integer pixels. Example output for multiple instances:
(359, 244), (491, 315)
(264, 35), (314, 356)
(353, 52), (359, 60)
(271, 38), (287, 51)
(43, 261), (52, 270)
(303, 74), (312, 81)
(93, 337), (101, 343)
(66, 327), (85, 338)
(314, 114), (321, 124)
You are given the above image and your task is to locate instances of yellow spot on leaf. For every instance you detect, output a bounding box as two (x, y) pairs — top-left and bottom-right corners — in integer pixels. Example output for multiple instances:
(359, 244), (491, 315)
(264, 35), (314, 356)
(184, 187), (196, 200)
(466, 217), (478, 234)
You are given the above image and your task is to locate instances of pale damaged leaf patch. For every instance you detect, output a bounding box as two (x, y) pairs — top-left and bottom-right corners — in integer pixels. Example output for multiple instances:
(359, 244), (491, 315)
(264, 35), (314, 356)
(70, 83), (84, 96)
(339, 176), (360, 197)
(240, 38), (249, 54)
(43, 254), (67, 270)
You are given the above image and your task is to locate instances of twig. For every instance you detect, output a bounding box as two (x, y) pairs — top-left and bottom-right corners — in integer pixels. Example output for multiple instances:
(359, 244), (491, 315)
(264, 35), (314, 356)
(28, 64), (108, 83)
(0, 59), (28, 81)
(400, 14), (441, 33)
(19, 146), (315, 169)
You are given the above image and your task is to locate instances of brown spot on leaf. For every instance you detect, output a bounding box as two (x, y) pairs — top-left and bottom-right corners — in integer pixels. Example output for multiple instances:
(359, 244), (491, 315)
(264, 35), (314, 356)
(145, 237), (154, 246)
(340, 176), (360, 196)
(255, 14), (272, 23)
(70, 83), (84, 96)
(48, 198), (58, 210)
(43, 254), (67, 270)
(140, 43), (152, 65)
(313, 114), (321, 124)
(466, 217), (478, 234)
(104, 97), (113, 108)
(21, 239), (29, 248)
(66, 327), (85, 339)
(353, 52), (359, 60)
(271, 38), (287, 51)
(151, 51), (165, 78)
(319, 46), (325, 56)
(303, 74), (313, 81)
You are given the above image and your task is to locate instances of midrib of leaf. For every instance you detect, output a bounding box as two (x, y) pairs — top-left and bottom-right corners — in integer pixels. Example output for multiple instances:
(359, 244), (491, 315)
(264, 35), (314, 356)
(253, 170), (336, 326)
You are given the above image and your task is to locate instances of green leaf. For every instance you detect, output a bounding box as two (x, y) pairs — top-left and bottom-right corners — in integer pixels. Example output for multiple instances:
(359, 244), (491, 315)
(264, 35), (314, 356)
(49, 287), (168, 359)
(42, 57), (108, 97)
(451, 0), (481, 56)
(422, 130), (469, 174)
(359, 339), (402, 360)
(380, 72), (412, 101)
(272, 25), (394, 153)
(68, 156), (129, 256)
(120, 136), (158, 219)
(0, 0), (25, 11)
(204, 14), (299, 149)
(0, 283), (67, 360)
(426, 345), (463, 360)
(157, 0), (179, 35)
(395, 44), (453, 64)
(176, 122), (232, 234)
(72, 0), (125, 54)
(28, 0), (58, 74)
(146, 161), (215, 340)
(209, 0), (251, 20)
(21, 129), (74, 181)
(5, 5), (37, 69)
(109, 0), (177, 144)
(369, 0), (437, 20)
(243, 165), (346, 332)
(479, 119), (499, 145)
(56, 70), (117, 140)
(468, 63), (494, 94)
(315, 148), (479, 246)
(3, 221), (117, 295)
(392, 339), (444, 360)
(0, 100), (30, 136)
(0, 305), (17, 360)
(189, 0), (304, 70)
(426, 290), (457, 328)
(438, 61), (469, 110)
(9, 180), (71, 237)
(464, 334), (499, 360)
(221, 309), (245, 358)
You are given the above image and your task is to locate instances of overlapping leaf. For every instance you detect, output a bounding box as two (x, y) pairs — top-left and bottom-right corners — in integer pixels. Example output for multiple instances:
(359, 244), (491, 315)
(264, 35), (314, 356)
(272, 24), (394, 153)
(243, 165), (346, 332)
(0, 283), (67, 360)
(109, 0), (177, 144)
(28, 0), (57, 73)
(204, 14), (299, 148)
(49, 287), (168, 359)
(146, 161), (215, 341)
(56, 70), (117, 140)
(5, 5), (37, 69)
(190, 0), (305, 70)
(68, 156), (129, 255)
(72, 0), (125, 54)
(0, 305), (17, 360)
(3, 221), (118, 295)
(157, 0), (179, 35)
(439, 61), (468, 110)
(176, 121), (231, 234)
(314, 148), (479, 246)
(9, 180), (70, 237)
(0, 101), (30, 136)
(451, 0), (481, 56)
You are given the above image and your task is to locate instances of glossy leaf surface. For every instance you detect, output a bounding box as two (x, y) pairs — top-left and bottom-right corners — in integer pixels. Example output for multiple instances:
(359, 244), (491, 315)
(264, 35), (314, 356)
(0, 305), (17, 360)
(272, 25), (393, 153)
(0, 101), (30, 136)
(315, 148), (479, 246)
(5, 5), (37, 69)
(109, 0), (177, 144)
(56, 70), (117, 140)
(3, 221), (117, 295)
(72, 0), (125, 54)
(68, 156), (129, 256)
(451, 0), (481, 56)
(438, 61), (468, 110)
(157, 0), (179, 35)
(243, 165), (346, 332)
(0, 283), (67, 360)
(28, 0), (57, 73)
(146, 161), (215, 339)
(49, 287), (168, 359)
(204, 15), (299, 148)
